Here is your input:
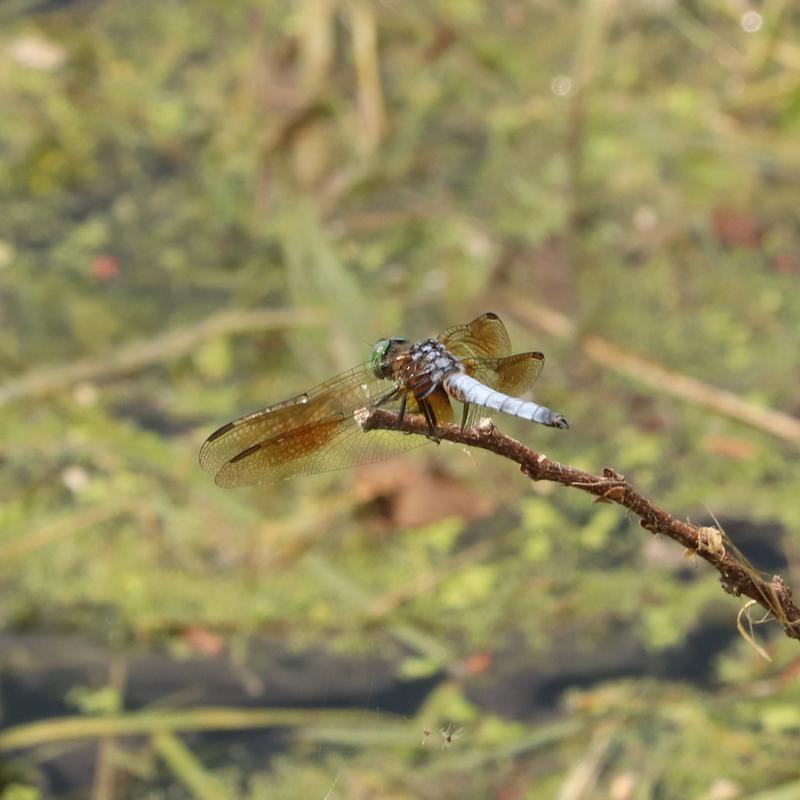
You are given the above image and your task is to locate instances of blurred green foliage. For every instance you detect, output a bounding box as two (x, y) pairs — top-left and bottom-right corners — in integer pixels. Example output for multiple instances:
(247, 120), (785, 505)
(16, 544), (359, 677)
(1, 0), (800, 798)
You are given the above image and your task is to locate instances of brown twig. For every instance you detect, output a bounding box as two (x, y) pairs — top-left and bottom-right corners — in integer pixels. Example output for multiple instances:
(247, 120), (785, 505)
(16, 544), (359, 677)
(357, 408), (800, 642)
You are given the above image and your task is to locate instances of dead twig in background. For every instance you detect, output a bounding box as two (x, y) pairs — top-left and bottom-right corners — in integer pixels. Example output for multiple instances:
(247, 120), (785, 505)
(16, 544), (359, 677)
(0, 501), (133, 563)
(582, 336), (800, 448)
(348, 0), (388, 155)
(500, 297), (800, 450)
(357, 407), (800, 643)
(90, 655), (128, 800)
(564, 0), (616, 265)
(0, 307), (325, 407)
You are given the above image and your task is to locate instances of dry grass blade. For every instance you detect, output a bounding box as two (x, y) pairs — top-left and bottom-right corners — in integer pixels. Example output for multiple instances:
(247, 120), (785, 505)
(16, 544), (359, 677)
(737, 600), (773, 662)
(0, 707), (387, 752)
(500, 297), (800, 449)
(152, 731), (234, 800)
(0, 307), (325, 407)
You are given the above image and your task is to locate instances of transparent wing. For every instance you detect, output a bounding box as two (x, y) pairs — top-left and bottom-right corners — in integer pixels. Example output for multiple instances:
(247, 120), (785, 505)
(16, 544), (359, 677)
(212, 411), (428, 486)
(469, 351), (544, 396)
(439, 314), (548, 428)
(199, 363), (428, 486)
(438, 312), (512, 360)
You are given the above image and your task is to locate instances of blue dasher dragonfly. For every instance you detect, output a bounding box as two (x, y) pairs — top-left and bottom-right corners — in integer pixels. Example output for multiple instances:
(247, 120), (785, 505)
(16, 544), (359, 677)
(200, 312), (568, 486)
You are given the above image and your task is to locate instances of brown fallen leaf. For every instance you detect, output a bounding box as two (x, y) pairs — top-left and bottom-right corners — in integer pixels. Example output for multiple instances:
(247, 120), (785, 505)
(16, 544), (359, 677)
(702, 433), (759, 460)
(180, 626), (226, 657)
(711, 207), (763, 249)
(354, 458), (494, 528)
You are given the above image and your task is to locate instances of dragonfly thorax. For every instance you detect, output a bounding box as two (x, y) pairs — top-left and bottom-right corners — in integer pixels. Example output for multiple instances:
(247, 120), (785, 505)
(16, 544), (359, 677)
(409, 339), (463, 375)
(398, 339), (464, 397)
(372, 337), (464, 400)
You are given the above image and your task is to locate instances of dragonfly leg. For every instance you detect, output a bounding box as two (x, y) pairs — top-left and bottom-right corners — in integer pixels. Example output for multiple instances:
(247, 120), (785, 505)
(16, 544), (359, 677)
(373, 385), (401, 408)
(418, 398), (440, 443)
(460, 402), (471, 431)
(371, 385), (414, 435)
(395, 392), (408, 427)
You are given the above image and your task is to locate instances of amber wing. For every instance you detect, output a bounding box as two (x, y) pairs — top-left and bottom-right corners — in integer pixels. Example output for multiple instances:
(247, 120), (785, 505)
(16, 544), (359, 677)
(199, 364), (423, 486)
(439, 312), (545, 427)
(200, 313), (548, 486)
(438, 311), (512, 360)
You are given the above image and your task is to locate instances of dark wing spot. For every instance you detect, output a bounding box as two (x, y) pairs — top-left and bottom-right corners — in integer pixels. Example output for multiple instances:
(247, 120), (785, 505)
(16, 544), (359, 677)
(205, 420), (237, 443)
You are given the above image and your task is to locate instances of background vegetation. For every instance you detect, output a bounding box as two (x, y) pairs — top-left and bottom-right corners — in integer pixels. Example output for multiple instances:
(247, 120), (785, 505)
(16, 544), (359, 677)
(1, 1), (800, 798)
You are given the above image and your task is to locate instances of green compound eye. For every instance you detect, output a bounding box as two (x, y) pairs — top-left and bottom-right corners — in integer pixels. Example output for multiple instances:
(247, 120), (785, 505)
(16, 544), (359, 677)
(369, 337), (408, 377)
(369, 339), (390, 375)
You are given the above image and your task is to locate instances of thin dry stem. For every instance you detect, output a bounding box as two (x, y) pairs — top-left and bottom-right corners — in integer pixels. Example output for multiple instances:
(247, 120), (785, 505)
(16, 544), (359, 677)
(0, 307), (324, 407)
(348, 0), (387, 154)
(358, 407), (800, 642)
(499, 295), (800, 450)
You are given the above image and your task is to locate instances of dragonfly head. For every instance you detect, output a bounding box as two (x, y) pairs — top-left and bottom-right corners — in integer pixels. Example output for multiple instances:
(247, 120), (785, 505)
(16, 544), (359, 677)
(370, 337), (409, 378)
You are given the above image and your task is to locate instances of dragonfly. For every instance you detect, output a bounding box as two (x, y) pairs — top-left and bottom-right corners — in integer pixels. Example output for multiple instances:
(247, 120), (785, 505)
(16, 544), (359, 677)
(200, 312), (568, 487)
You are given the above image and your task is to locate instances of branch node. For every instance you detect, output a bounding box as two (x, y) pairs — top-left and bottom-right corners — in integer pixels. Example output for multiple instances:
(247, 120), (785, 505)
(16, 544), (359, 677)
(697, 525), (726, 559)
(355, 404), (800, 643)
